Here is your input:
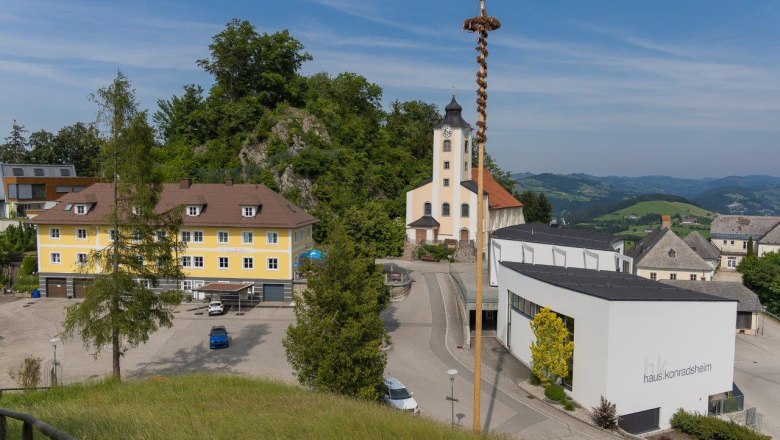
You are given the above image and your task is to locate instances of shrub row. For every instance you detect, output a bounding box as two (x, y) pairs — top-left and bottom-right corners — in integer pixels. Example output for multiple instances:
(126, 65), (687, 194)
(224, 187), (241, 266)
(671, 409), (770, 440)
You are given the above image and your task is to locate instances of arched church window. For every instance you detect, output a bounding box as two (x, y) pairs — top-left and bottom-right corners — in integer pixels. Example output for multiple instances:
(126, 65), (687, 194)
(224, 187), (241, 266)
(461, 203), (469, 217)
(443, 140), (451, 152)
(424, 202), (432, 216)
(442, 203), (450, 217)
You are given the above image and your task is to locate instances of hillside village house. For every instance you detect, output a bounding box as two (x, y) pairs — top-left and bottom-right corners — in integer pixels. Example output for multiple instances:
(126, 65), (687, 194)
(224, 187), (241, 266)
(710, 215), (780, 269)
(488, 223), (631, 286)
(30, 179), (317, 301)
(682, 231), (721, 269)
(0, 163), (96, 218)
(496, 262), (736, 434)
(757, 222), (780, 257)
(628, 226), (714, 281)
(405, 96), (524, 250)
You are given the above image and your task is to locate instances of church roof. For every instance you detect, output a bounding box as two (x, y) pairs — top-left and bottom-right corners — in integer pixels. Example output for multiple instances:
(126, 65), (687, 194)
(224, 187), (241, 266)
(408, 215), (440, 228)
(434, 96), (472, 130)
(465, 169), (523, 209)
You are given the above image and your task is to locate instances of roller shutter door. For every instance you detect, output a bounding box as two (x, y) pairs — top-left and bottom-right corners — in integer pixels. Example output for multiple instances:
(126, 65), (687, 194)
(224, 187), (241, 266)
(263, 284), (285, 301)
(46, 278), (67, 298)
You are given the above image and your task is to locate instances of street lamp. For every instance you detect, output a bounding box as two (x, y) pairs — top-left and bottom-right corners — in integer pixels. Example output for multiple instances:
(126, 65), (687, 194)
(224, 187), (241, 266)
(447, 368), (458, 426)
(50, 337), (60, 386)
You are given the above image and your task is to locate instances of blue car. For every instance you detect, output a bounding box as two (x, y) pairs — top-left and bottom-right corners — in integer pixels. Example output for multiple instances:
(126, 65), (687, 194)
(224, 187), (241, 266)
(209, 326), (229, 349)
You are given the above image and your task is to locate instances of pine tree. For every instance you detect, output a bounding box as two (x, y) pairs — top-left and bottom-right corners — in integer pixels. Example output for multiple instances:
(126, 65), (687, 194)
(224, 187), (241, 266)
(62, 72), (185, 379)
(283, 222), (389, 400)
(0, 120), (29, 163)
(747, 237), (754, 257)
(529, 307), (574, 384)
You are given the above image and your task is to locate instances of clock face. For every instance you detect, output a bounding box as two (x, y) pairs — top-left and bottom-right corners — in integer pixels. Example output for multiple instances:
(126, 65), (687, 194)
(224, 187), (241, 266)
(442, 125), (453, 138)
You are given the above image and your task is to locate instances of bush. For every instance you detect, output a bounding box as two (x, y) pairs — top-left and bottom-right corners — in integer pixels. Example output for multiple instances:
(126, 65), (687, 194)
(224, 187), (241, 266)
(591, 395), (618, 430)
(564, 400), (575, 411)
(670, 409), (770, 440)
(20, 255), (37, 275)
(8, 355), (42, 390)
(418, 244), (454, 262)
(528, 373), (542, 386)
(544, 384), (566, 403)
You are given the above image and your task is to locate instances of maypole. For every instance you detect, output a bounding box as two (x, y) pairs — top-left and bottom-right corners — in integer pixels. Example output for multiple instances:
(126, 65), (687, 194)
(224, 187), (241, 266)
(463, 0), (500, 432)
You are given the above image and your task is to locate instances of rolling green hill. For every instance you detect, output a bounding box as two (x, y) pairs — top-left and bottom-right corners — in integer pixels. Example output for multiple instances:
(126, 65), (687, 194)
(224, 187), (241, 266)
(0, 375), (503, 440)
(596, 201), (716, 221)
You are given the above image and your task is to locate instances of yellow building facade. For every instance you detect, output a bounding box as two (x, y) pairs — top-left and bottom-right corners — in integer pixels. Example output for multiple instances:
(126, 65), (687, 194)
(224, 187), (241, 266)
(32, 180), (317, 301)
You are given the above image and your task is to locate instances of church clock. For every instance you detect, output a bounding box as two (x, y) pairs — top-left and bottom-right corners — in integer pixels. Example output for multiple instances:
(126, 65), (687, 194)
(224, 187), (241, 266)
(442, 125), (453, 138)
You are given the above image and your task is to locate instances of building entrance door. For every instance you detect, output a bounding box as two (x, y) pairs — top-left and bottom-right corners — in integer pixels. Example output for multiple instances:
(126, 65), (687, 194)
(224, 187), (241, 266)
(415, 229), (426, 244)
(460, 228), (469, 242)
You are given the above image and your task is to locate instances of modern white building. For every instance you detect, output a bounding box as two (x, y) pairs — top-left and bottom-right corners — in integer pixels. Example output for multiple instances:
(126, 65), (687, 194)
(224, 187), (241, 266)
(496, 262), (737, 433)
(489, 224), (631, 286)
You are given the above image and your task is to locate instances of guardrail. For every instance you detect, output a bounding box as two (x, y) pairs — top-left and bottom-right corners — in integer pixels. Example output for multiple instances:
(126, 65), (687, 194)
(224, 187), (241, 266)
(0, 407), (77, 440)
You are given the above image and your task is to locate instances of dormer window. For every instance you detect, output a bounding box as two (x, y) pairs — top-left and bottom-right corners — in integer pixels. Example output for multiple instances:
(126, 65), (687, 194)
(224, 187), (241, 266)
(131, 206), (140, 215)
(668, 249), (676, 258)
(187, 205), (200, 216)
(243, 206), (256, 217)
(75, 205), (87, 215)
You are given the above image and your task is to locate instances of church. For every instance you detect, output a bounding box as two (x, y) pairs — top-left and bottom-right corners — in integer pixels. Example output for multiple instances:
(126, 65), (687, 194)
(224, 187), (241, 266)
(405, 96), (524, 248)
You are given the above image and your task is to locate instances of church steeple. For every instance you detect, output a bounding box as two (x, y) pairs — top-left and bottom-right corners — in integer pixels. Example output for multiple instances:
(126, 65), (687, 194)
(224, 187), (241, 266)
(435, 95), (471, 129)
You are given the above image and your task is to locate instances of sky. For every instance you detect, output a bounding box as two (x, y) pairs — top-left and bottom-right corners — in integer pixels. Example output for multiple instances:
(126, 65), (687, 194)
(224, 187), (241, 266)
(1, 0), (779, 178)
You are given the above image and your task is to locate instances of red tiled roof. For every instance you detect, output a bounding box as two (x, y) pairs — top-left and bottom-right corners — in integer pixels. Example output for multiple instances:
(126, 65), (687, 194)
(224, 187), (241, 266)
(30, 182), (318, 228)
(470, 168), (523, 209)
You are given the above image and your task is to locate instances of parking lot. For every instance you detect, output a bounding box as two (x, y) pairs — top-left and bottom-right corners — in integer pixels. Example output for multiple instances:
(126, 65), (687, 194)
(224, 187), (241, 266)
(0, 298), (296, 387)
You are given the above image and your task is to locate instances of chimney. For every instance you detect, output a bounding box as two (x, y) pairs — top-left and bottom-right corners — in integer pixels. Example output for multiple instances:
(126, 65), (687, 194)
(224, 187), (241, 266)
(225, 178), (233, 186)
(661, 215), (672, 230)
(180, 178), (192, 189)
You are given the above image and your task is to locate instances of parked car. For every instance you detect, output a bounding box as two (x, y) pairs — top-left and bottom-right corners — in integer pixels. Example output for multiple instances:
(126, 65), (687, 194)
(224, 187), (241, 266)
(208, 300), (225, 316)
(382, 378), (419, 415)
(209, 326), (229, 349)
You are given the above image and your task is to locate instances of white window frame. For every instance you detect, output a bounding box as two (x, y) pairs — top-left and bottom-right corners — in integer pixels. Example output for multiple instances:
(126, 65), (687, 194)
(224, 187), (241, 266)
(218, 231), (229, 244)
(267, 257), (279, 271)
(135, 279), (151, 289)
(181, 231), (191, 242)
(242, 231), (254, 244)
(193, 256), (204, 268)
(192, 231), (204, 243)
(181, 256), (192, 267)
(650, 272), (657, 281)
(267, 231), (278, 245)
(76, 228), (88, 240)
(243, 257), (254, 270)
(181, 280), (193, 292)
(50, 228), (60, 239)
(243, 206), (256, 217)
(75, 205), (87, 215)
(51, 252), (61, 264)
(218, 256), (229, 269)
(187, 205), (200, 216)
(77, 253), (87, 264)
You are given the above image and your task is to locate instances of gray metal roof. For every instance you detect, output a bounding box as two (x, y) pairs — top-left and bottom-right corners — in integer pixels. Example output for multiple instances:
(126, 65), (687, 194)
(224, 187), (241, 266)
(683, 231), (721, 261)
(492, 223), (620, 251)
(627, 228), (713, 271)
(759, 223), (780, 245)
(660, 280), (763, 312)
(501, 262), (733, 303)
(0, 163), (78, 200)
(407, 215), (440, 228)
(710, 215), (780, 240)
(434, 96), (472, 130)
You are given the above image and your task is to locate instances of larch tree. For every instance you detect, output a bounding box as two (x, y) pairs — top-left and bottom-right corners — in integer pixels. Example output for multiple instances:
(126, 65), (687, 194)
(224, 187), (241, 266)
(283, 221), (389, 400)
(529, 307), (574, 385)
(62, 72), (185, 380)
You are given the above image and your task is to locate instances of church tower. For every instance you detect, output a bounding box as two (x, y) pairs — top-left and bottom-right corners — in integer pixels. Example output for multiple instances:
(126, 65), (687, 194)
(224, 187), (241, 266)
(432, 96), (472, 187)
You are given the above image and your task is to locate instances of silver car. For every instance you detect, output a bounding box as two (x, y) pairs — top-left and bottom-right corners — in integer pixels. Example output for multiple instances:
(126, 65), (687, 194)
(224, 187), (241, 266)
(383, 378), (420, 416)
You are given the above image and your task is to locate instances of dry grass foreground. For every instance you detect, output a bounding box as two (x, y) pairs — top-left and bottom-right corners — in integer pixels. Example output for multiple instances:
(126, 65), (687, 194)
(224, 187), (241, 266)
(0, 374), (508, 439)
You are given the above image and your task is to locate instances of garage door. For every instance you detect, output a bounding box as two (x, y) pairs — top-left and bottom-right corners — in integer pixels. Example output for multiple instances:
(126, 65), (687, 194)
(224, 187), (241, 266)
(46, 278), (67, 298)
(619, 407), (660, 434)
(263, 284), (285, 301)
(73, 279), (92, 298)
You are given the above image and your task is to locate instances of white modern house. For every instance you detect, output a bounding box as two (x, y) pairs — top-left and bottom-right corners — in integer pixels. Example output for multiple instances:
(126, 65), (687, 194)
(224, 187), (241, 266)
(496, 262), (737, 433)
(489, 224), (631, 286)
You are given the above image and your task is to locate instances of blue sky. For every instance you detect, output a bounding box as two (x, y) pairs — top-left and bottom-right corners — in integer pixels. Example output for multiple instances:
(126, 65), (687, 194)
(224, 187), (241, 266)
(1, 0), (779, 178)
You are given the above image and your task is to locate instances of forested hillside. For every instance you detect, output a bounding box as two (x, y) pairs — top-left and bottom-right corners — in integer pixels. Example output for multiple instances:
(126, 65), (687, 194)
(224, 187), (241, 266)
(2, 19), (514, 258)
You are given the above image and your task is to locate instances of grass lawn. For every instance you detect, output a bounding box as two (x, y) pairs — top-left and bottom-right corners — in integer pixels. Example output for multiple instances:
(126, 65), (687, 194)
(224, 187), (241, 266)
(0, 374), (506, 440)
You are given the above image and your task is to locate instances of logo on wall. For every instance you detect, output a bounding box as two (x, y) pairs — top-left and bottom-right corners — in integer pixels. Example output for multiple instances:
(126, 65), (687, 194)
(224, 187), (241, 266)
(643, 356), (713, 384)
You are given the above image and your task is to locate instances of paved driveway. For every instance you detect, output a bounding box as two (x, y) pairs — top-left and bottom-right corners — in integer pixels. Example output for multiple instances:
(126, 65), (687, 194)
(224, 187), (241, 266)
(734, 314), (780, 439)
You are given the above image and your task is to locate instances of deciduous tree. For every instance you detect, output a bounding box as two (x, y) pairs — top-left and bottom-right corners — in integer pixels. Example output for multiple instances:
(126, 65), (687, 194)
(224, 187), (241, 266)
(529, 307), (574, 384)
(283, 222), (389, 400)
(62, 72), (185, 380)
(739, 252), (780, 315)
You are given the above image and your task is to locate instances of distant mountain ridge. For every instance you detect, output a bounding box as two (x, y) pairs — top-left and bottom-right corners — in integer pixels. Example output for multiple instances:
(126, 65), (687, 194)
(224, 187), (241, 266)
(512, 172), (780, 217)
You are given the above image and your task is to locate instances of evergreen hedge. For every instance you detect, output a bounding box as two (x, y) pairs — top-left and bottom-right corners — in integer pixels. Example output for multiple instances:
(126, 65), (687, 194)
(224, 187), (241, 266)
(670, 409), (770, 440)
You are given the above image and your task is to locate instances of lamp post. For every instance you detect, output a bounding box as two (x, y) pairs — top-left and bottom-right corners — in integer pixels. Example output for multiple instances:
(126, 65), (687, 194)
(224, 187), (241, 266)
(447, 368), (458, 426)
(50, 337), (60, 386)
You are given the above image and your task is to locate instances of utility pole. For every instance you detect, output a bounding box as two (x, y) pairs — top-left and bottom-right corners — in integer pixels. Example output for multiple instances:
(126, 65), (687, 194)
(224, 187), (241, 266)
(464, 0), (500, 432)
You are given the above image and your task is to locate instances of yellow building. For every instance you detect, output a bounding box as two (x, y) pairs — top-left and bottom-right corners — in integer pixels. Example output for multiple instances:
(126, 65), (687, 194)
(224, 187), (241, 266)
(30, 179), (317, 301)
